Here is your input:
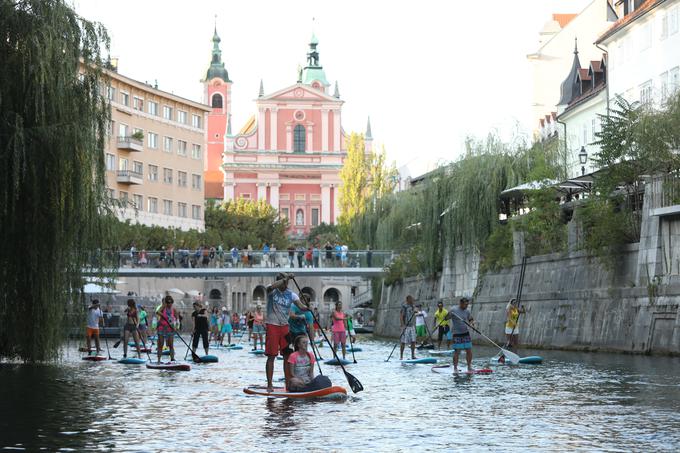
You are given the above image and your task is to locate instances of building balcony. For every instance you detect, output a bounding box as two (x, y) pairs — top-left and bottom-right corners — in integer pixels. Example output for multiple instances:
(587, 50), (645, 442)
(116, 170), (143, 185)
(117, 136), (143, 152)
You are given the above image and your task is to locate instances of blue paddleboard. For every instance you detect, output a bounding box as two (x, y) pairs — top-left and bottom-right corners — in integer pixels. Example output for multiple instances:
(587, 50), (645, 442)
(324, 357), (352, 366)
(118, 357), (146, 364)
(194, 355), (218, 363)
(249, 350), (265, 355)
(402, 357), (437, 364)
(519, 356), (543, 364)
(346, 346), (362, 352)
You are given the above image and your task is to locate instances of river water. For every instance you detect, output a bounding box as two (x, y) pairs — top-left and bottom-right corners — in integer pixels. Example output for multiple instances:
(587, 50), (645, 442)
(1, 336), (680, 452)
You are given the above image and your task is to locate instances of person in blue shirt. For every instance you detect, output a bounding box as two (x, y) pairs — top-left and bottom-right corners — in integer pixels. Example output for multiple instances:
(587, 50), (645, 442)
(289, 296), (314, 339)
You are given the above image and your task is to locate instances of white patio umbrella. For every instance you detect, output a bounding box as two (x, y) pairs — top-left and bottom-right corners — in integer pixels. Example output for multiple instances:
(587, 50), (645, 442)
(83, 283), (121, 294)
(186, 290), (201, 297)
(166, 288), (186, 296)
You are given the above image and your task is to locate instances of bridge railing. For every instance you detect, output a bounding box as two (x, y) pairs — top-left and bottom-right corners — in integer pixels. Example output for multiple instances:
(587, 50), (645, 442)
(95, 249), (395, 269)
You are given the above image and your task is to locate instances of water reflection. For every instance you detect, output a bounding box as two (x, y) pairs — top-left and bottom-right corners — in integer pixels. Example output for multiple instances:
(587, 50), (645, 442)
(1, 339), (680, 451)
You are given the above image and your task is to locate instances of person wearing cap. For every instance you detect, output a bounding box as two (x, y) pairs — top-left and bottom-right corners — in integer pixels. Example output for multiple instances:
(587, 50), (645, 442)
(264, 272), (309, 393)
(433, 301), (451, 350)
(445, 297), (475, 373)
(505, 298), (526, 351)
(191, 302), (210, 356)
(86, 299), (104, 354)
(219, 307), (233, 346)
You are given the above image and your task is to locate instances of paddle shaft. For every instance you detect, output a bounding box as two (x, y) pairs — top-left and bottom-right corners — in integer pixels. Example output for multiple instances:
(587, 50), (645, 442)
(158, 311), (202, 362)
(137, 326), (153, 362)
(505, 256), (527, 346)
(102, 318), (113, 359)
(447, 309), (513, 357)
(385, 309), (417, 362)
(346, 317), (357, 364)
(304, 324), (324, 375)
(291, 277), (363, 393)
(184, 332), (193, 360)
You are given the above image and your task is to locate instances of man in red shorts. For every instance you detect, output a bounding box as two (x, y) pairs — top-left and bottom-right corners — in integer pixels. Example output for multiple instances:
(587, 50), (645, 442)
(265, 272), (309, 392)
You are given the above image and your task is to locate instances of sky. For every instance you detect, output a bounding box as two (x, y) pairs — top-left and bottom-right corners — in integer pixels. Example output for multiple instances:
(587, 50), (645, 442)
(73, 0), (592, 178)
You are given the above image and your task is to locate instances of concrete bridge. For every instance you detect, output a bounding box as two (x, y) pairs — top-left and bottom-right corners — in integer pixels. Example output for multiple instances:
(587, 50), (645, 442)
(82, 267), (386, 279)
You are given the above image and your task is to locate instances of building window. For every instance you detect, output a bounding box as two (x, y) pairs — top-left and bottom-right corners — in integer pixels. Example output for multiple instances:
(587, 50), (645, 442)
(591, 118), (597, 142)
(178, 140), (187, 156)
(178, 171), (187, 187)
(311, 208), (319, 226)
(192, 205), (201, 220)
(132, 161), (143, 176)
(293, 124), (306, 153)
(133, 194), (143, 211)
(148, 165), (158, 182)
(295, 209), (304, 226)
(107, 86), (115, 101)
(639, 80), (653, 105)
(163, 136), (173, 153)
(163, 105), (173, 120)
(192, 114), (202, 129)
(148, 197), (158, 213)
(192, 174), (202, 190)
(119, 191), (128, 204)
(163, 199), (172, 215)
(191, 144), (201, 159)
(148, 132), (158, 149)
(133, 96), (143, 111)
(163, 168), (173, 184)
(240, 193), (251, 200)
(119, 157), (128, 171)
(661, 13), (669, 40)
(105, 153), (116, 171)
(670, 7), (679, 35)
(178, 202), (188, 218)
(640, 22), (652, 51)
(148, 101), (158, 116)
(107, 188), (115, 200)
(118, 123), (128, 138)
(211, 93), (223, 108)
(120, 92), (129, 106)
(295, 194), (306, 201)
(660, 71), (669, 101)
(281, 207), (289, 220)
(177, 110), (187, 124)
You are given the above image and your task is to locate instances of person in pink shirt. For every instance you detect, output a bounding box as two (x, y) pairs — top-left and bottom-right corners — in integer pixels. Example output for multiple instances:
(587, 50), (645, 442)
(286, 335), (331, 392)
(331, 301), (347, 359)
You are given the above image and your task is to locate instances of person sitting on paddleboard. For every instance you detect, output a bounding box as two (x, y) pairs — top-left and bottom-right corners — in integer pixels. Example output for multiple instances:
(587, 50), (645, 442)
(505, 298), (526, 352)
(219, 307), (232, 346)
(191, 302), (210, 357)
(287, 335), (332, 393)
(433, 301), (451, 351)
(444, 297), (474, 373)
(123, 299), (141, 359)
(252, 305), (265, 351)
(86, 299), (104, 355)
(156, 296), (178, 362)
(400, 295), (418, 361)
(265, 272), (310, 393)
(331, 301), (348, 360)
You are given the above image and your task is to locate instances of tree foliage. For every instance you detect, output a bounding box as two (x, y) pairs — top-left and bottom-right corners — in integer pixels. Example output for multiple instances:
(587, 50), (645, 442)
(338, 133), (368, 223)
(0, 0), (112, 361)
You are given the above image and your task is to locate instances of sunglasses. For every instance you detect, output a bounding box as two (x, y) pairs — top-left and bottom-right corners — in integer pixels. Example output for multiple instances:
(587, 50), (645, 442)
(167, 301), (174, 304)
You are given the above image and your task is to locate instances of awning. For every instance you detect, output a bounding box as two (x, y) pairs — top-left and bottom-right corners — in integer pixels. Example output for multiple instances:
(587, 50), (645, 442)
(500, 179), (558, 199)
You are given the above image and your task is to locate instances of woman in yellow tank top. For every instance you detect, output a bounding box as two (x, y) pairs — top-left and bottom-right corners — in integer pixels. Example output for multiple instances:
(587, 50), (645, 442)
(505, 298), (525, 351)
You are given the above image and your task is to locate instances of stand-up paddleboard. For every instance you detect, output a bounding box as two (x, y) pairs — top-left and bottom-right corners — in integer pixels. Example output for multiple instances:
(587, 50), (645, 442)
(431, 364), (493, 375)
(324, 357), (352, 366)
(491, 355), (543, 365)
(214, 344), (244, 350)
(401, 357), (437, 365)
(416, 344), (435, 350)
(146, 361), (191, 371)
(243, 385), (347, 400)
(79, 347), (96, 353)
(82, 355), (107, 361)
(346, 346), (362, 353)
(277, 356), (284, 361)
(118, 357), (146, 365)
(249, 349), (265, 355)
(134, 347), (152, 353)
(429, 349), (456, 356)
(154, 350), (171, 356)
(191, 355), (218, 363)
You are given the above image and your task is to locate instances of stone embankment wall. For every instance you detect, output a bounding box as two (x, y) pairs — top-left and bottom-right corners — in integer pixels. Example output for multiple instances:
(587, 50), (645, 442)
(375, 175), (680, 355)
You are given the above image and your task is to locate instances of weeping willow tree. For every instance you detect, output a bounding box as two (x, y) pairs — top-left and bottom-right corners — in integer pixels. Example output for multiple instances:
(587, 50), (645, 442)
(349, 132), (568, 281)
(0, 0), (112, 362)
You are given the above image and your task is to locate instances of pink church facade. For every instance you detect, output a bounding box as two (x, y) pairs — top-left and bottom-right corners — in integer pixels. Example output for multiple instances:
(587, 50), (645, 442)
(203, 31), (372, 237)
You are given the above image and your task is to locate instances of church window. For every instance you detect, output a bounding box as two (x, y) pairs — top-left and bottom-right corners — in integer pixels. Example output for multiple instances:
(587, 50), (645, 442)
(294, 124), (306, 153)
(211, 93), (223, 109)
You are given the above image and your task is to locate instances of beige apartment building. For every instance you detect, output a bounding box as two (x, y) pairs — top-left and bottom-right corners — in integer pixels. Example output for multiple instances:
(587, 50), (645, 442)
(104, 69), (210, 231)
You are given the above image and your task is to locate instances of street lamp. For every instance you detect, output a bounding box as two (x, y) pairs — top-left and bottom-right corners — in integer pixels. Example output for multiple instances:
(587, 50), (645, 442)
(579, 146), (588, 176)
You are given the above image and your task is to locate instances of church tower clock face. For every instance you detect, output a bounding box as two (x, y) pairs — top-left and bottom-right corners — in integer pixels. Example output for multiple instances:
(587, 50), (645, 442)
(294, 110), (305, 121)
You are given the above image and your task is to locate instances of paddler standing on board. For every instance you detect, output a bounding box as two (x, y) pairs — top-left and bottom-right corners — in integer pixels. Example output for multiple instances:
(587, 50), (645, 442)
(444, 297), (474, 373)
(85, 299), (104, 355)
(433, 301), (451, 350)
(399, 295), (417, 361)
(265, 272), (310, 393)
(505, 298), (525, 352)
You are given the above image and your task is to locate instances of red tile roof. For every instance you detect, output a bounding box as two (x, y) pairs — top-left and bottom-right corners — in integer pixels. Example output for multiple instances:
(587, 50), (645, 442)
(578, 68), (591, 80)
(552, 13), (578, 28)
(590, 60), (603, 72)
(597, 0), (667, 43)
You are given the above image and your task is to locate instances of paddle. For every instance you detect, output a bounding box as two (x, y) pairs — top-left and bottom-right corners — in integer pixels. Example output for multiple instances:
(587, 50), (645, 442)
(184, 332), (194, 360)
(158, 311), (202, 363)
(136, 326), (153, 362)
(103, 322), (113, 360)
(304, 322), (324, 376)
(346, 316), (358, 364)
(291, 277), (363, 394)
(447, 308), (520, 365)
(385, 309), (417, 362)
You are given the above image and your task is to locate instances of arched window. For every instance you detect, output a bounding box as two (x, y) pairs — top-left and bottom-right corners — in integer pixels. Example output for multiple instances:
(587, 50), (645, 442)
(293, 124), (306, 153)
(295, 209), (304, 226)
(211, 93), (223, 108)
